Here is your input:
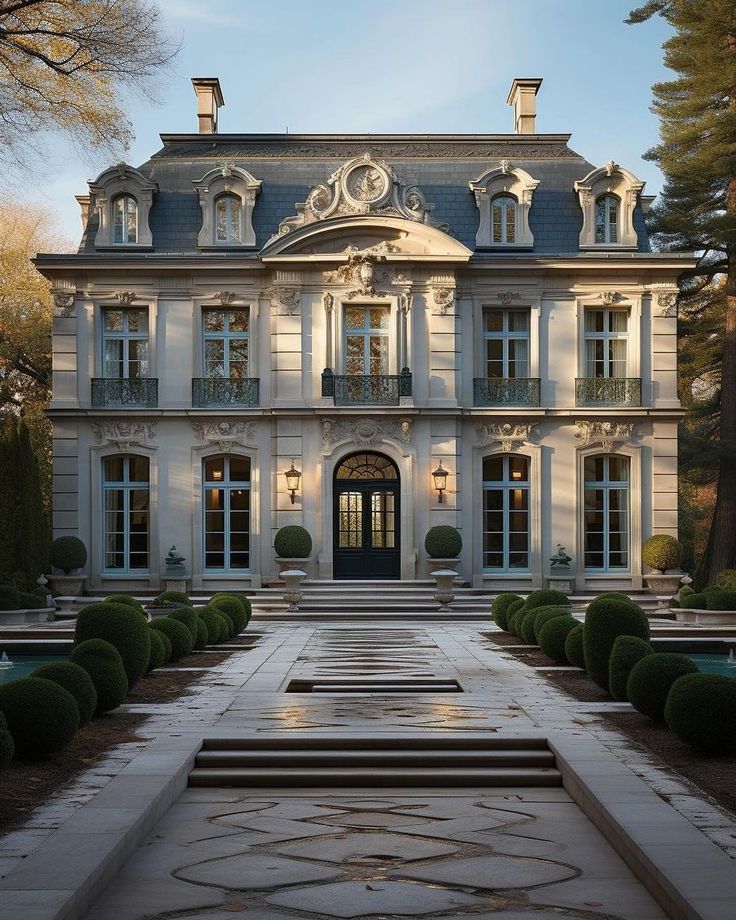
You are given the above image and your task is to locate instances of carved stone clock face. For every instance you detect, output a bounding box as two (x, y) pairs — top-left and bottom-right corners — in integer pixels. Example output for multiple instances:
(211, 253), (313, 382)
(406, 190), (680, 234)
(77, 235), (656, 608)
(346, 165), (388, 204)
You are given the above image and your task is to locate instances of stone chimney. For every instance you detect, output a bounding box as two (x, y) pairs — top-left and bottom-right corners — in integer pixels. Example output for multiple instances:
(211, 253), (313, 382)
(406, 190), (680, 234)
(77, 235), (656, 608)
(506, 78), (543, 134)
(191, 77), (225, 134)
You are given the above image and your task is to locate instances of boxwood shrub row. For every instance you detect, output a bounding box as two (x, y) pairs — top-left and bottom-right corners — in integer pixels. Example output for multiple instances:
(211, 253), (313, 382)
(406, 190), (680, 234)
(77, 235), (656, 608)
(491, 589), (736, 754)
(0, 591), (252, 765)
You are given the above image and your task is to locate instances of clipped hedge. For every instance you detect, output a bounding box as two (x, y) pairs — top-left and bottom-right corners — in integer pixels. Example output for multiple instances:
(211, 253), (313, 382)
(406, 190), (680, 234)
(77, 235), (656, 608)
(34, 661), (97, 726)
(154, 591), (193, 607)
(213, 611), (232, 642)
(209, 595), (247, 634)
(0, 677), (79, 758)
(169, 608), (200, 643)
(680, 592), (707, 610)
(274, 525), (312, 558)
(565, 624), (586, 670)
(524, 589), (570, 611)
(491, 593), (522, 631)
(0, 712), (15, 768)
(583, 594), (650, 692)
(150, 617), (193, 661)
(194, 617), (208, 651)
(152, 625), (172, 662)
(18, 591), (46, 609)
(627, 653), (698, 721)
(103, 595), (146, 616)
(199, 608), (223, 644)
(50, 535), (87, 574)
(71, 639), (128, 714)
(641, 534), (681, 572)
(147, 627), (169, 671)
(424, 525), (462, 559)
(508, 606), (526, 638)
(538, 615), (579, 663)
(533, 606), (573, 643)
(520, 607), (540, 644)
(705, 589), (736, 611)
(75, 602), (151, 687)
(608, 636), (653, 701)
(0, 586), (20, 610)
(665, 673), (736, 754)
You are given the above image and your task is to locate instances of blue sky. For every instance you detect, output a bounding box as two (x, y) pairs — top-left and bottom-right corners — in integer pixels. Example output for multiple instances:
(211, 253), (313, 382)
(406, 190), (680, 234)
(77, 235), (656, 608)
(27, 0), (673, 245)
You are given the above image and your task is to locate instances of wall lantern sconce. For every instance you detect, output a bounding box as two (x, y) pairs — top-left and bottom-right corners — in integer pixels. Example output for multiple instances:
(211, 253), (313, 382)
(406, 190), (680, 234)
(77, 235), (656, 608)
(284, 459), (302, 504)
(432, 461), (448, 503)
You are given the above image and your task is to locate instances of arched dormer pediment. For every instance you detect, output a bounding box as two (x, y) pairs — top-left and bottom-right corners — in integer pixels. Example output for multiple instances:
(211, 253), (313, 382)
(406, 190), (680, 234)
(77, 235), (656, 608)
(193, 163), (262, 248)
(469, 162), (539, 248)
(574, 161), (645, 250)
(260, 215), (472, 264)
(273, 154), (443, 240)
(89, 163), (157, 248)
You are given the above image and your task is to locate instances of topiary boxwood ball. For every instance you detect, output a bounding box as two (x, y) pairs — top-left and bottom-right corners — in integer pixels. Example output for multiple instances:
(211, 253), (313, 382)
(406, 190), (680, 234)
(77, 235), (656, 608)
(213, 611), (232, 641)
(424, 526), (462, 559)
(538, 615), (579, 664)
(274, 525), (312, 558)
(147, 627), (169, 671)
(193, 617), (208, 651)
(169, 607), (200, 643)
(18, 591), (46, 609)
(150, 617), (193, 661)
(209, 595), (247, 634)
(641, 534), (682, 573)
(608, 636), (654, 701)
(0, 586), (21, 610)
(0, 677), (79, 758)
(0, 711), (14, 768)
(705, 588), (736, 611)
(665, 673), (736, 754)
(583, 594), (650, 692)
(33, 660), (97, 726)
(71, 639), (128, 714)
(491, 593), (522, 631)
(627, 653), (698, 721)
(50, 535), (87, 574)
(533, 606), (573, 643)
(154, 590), (193, 607)
(681, 592), (706, 610)
(520, 607), (540, 644)
(523, 589), (570, 611)
(75, 602), (151, 687)
(565, 624), (586, 670)
(508, 604), (527, 638)
(103, 595), (146, 617)
(199, 608), (223, 644)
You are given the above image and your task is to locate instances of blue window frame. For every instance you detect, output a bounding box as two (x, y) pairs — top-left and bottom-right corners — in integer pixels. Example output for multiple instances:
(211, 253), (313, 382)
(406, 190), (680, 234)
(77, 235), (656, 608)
(203, 455), (251, 572)
(103, 455), (150, 572)
(584, 454), (630, 570)
(482, 454), (530, 571)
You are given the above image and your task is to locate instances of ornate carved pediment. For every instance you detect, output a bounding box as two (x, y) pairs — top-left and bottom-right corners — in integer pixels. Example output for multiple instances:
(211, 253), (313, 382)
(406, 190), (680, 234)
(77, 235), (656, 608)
(323, 242), (399, 298)
(192, 421), (256, 451)
(575, 420), (636, 452)
(92, 421), (156, 452)
(476, 423), (536, 452)
(321, 417), (412, 451)
(275, 154), (438, 238)
(598, 291), (624, 305)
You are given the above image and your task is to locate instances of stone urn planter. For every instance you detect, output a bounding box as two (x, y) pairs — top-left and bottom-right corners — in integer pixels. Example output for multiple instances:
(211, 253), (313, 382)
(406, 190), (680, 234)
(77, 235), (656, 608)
(47, 535), (88, 597)
(274, 526), (313, 579)
(46, 573), (87, 597)
(431, 569), (458, 611)
(424, 526), (462, 579)
(643, 572), (684, 597)
(281, 569), (306, 612)
(424, 557), (459, 578)
(275, 556), (312, 576)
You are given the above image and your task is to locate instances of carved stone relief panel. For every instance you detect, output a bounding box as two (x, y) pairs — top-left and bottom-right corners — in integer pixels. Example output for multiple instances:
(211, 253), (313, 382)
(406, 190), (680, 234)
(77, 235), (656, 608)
(92, 421), (157, 452)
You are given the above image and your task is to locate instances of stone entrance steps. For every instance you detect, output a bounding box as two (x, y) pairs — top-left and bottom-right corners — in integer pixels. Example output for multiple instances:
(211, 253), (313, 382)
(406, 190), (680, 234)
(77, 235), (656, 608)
(188, 736), (562, 787)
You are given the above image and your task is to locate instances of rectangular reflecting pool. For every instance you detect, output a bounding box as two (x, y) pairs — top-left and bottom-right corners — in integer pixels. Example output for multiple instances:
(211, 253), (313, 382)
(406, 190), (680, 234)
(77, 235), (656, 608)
(686, 653), (736, 679)
(0, 654), (68, 685)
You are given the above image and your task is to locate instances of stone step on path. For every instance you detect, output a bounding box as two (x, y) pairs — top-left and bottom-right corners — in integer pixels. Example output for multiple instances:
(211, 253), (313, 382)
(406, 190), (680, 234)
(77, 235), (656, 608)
(188, 735), (563, 788)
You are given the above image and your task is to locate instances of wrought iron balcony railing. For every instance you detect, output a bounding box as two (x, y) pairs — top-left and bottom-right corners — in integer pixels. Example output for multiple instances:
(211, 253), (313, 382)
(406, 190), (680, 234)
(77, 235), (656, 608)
(322, 370), (412, 406)
(575, 377), (642, 407)
(192, 377), (260, 408)
(91, 378), (158, 408)
(473, 377), (541, 407)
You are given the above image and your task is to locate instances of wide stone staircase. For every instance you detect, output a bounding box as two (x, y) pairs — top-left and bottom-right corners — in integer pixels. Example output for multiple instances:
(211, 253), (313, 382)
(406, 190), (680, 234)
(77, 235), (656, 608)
(188, 735), (562, 787)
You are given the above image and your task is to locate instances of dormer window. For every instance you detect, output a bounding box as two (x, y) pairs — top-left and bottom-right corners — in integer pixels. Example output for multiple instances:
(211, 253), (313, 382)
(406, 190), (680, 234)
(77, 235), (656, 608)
(215, 193), (242, 244)
(595, 194), (618, 244)
(113, 194), (138, 244)
(492, 195), (517, 244)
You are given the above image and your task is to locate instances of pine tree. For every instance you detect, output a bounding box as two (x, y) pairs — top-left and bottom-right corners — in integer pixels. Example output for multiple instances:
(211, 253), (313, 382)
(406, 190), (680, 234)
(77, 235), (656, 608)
(628, 1), (736, 584)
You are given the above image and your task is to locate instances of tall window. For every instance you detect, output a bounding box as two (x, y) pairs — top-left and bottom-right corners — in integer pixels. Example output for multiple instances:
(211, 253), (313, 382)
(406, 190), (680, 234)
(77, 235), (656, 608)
(483, 309), (529, 378)
(203, 309), (249, 378)
(482, 454), (529, 571)
(103, 309), (149, 379)
(595, 194), (618, 244)
(215, 194), (242, 243)
(103, 455), (150, 572)
(584, 455), (630, 570)
(491, 194), (517, 243)
(113, 194), (138, 244)
(203, 456), (251, 571)
(584, 308), (628, 378)
(344, 305), (390, 375)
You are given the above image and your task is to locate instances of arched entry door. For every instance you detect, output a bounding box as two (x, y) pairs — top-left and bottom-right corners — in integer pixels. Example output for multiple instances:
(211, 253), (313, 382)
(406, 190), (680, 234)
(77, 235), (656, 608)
(333, 452), (400, 579)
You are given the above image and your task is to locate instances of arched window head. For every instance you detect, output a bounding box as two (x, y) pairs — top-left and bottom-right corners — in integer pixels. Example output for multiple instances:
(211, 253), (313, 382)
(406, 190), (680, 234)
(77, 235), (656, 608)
(113, 194), (138, 244)
(595, 194), (618, 244)
(215, 193), (242, 243)
(491, 195), (517, 244)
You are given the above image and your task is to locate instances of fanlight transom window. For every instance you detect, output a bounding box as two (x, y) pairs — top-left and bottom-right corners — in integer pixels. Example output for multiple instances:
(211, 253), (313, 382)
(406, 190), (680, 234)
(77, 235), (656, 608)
(491, 194), (517, 244)
(215, 193), (242, 243)
(113, 194), (138, 244)
(595, 194), (619, 244)
(335, 453), (398, 481)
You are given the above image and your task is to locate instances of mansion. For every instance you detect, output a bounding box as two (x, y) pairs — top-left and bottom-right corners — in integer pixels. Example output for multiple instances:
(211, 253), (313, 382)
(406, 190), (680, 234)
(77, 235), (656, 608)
(37, 77), (693, 593)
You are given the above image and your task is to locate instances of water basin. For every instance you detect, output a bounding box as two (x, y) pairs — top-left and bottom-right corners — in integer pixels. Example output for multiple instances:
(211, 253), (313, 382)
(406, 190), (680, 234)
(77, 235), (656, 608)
(0, 654), (68, 685)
